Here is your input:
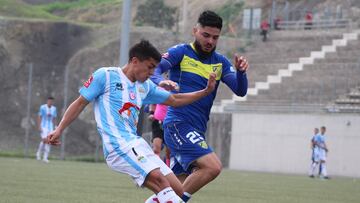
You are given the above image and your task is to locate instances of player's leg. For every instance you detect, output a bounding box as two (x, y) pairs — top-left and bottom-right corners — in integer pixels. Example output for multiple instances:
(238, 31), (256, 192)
(105, 138), (183, 203)
(151, 120), (163, 157)
(36, 141), (43, 160)
(144, 150), (185, 203)
(319, 150), (328, 178)
(43, 144), (51, 163)
(163, 121), (221, 202)
(310, 148), (320, 177)
(165, 147), (170, 167)
(36, 129), (47, 160)
(152, 137), (162, 156)
(182, 152), (222, 194)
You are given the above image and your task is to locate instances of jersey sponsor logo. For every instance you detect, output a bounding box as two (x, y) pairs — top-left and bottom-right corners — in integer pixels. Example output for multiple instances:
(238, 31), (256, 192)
(83, 75), (93, 88)
(118, 102), (140, 126)
(137, 155), (147, 163)
(115, 83), (124, 90)
(118, 102), (140, 115)
(180, 56), (222, 80)
(212, 64), (221, 72)
(198, 140), (208, 149)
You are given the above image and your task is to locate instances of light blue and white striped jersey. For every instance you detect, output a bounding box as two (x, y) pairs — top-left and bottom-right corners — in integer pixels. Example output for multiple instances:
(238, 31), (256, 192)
(79, 67), (170, 158)
(38, 104), (57, 131)
(314, 134), (326, 150)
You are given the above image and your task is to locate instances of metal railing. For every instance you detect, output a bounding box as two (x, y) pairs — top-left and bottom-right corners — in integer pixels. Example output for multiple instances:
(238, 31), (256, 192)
(277, 19), (352, 30)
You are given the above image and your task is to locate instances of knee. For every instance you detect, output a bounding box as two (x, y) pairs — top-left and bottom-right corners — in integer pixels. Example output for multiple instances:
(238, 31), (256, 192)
(148, 170), (169, 187)
(207, 163), (222, 178)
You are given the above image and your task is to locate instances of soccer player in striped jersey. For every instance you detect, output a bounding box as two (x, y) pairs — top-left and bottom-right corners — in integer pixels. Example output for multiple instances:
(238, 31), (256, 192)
(309, 127), (320, 177)
(148, 10), (249, 202)
(46, 40), (216, 203)
(312, 126), (330, 179)
(36, 96), (57, 163)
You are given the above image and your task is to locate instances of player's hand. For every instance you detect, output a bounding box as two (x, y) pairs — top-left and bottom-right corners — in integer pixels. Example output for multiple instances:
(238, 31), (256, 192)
(205, 72), (216, 94)
(234, 54), (249, 73)
(148, 114), (155, 121)
(45, 130), (62, 146)
(159, 80), (179, 91)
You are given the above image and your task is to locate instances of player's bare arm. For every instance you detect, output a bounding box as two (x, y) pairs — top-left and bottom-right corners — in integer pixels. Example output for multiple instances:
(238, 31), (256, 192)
(234, 54), (249, 72)
(163, 73), (216, 107)
(46, 96), (89, 145)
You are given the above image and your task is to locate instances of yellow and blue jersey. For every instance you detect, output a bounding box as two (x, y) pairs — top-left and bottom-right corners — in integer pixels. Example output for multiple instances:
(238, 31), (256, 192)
(151, 43), (248, 133)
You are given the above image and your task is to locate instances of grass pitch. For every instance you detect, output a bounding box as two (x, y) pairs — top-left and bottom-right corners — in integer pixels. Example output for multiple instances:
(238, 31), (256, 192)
(0, 157), (359, 203)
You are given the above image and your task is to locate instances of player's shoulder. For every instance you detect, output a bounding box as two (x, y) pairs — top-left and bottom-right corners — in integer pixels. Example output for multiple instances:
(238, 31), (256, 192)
(95, 67), (119, 73)
(170, 43), (188, 50)
(213, 51), (230, 63)
(167, 43), (190, 54)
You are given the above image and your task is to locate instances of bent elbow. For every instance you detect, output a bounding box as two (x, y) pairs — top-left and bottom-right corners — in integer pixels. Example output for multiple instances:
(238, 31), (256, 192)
(235, 89), (247, 97)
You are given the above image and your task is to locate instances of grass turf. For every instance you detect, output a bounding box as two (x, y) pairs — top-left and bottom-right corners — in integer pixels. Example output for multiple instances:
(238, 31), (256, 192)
(0, 157), (359, 203)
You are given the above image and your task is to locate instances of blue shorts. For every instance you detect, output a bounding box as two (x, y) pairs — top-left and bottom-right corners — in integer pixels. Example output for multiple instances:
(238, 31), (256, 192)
(163, 121), (213, 175)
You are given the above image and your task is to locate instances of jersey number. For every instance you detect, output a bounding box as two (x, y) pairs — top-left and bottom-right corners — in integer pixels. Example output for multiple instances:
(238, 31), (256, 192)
(186, 131), (204, 144)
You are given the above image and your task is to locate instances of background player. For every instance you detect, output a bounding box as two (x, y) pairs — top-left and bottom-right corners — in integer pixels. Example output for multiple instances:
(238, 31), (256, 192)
(36, 96), (57, 163)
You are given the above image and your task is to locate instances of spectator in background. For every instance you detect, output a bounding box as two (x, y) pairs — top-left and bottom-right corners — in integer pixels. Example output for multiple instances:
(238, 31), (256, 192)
(36, 96), (57, 163)
(260, 20), (270, 41)
(274, 17), (282, 30)
(305, 11), (313, 30)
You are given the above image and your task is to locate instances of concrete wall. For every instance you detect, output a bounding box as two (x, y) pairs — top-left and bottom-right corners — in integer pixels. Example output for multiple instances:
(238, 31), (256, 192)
(229, 112), (360, 177)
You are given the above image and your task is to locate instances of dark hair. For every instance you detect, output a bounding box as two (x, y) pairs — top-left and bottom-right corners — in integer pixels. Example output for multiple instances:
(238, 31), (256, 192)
(197, 10), (223, 30)
(128, 40), (161, 63)
(48, 96), (54, 100)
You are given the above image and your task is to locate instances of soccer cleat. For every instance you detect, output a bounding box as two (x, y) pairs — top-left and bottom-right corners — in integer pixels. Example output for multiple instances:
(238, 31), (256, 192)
(309, 175), (315, 178)
(42, 159), (49, 163)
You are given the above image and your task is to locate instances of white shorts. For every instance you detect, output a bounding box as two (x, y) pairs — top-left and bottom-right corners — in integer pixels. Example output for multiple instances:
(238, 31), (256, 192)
(313, 148), (326, 162)
(106, 138), (172, 187)
(40, 128), (50, 139)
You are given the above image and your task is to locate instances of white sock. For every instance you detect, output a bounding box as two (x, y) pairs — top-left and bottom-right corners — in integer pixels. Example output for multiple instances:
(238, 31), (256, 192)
(145, 194), (158, 203)
(36, 142), (44, 159)
(310, 162), (318, 176)
(321, 163), (327, 177)
(43, 144), (51, 160)
(157, 187), (183, 203)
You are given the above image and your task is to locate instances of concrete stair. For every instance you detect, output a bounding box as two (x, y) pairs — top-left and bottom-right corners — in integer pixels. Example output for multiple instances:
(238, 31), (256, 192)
(213, 28), (360, 113)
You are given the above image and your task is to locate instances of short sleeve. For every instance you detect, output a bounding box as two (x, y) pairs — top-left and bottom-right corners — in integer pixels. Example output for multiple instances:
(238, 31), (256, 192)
(79, 68), (106, 102)
(143, 80), (170, 104)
